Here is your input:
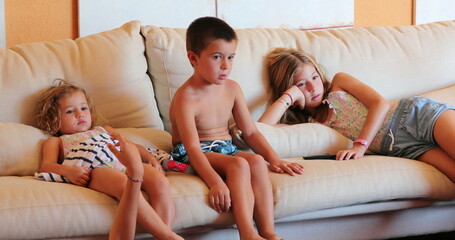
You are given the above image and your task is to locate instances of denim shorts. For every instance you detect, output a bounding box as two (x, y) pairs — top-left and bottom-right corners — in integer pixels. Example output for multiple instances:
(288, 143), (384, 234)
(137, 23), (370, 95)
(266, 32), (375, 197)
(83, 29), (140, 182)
(380, 96), (455, 159)
(170, 140), (240, 164)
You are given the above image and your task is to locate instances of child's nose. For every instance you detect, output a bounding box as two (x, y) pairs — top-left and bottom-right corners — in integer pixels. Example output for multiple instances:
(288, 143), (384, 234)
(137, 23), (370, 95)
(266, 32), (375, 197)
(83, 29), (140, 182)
(75, 110), (84, 118)
(220, 59), (229, 69)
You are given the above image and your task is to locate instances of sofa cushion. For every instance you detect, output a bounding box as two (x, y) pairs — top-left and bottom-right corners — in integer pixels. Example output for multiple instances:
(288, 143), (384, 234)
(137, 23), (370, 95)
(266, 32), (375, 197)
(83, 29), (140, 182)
(142, 21), (455, 132)
(0, 122), (172, 176)
(271, 156), (455, 219)
(0, 123), (47, 176)
(231, 122), (353, 159)
(420, 84), (455, 105)
(0, 21), (163, 129)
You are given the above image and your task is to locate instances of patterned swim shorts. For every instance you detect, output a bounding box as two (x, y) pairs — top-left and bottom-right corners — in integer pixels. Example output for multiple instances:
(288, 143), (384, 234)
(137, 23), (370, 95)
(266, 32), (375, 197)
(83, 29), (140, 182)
(170, 140), (240, 164)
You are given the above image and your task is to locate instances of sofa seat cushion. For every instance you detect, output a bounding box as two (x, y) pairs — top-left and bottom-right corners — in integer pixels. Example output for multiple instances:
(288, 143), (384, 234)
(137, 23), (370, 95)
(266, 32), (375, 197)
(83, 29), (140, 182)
(271, 156), (455, 219)
(2, 155), (454, 239)
(0, 176), (117, 239)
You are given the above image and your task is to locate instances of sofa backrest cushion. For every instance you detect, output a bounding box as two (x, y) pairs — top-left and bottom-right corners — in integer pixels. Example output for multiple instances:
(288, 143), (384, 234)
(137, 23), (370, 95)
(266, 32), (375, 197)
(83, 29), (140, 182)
(142, 21), (455, 132)
(0, 21), (163, 130)
(0, 122), (172, 176)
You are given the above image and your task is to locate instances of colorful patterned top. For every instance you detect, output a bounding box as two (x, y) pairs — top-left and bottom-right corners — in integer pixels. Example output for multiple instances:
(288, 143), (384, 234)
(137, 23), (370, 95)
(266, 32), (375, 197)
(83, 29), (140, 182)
(308, 91), (400, 153)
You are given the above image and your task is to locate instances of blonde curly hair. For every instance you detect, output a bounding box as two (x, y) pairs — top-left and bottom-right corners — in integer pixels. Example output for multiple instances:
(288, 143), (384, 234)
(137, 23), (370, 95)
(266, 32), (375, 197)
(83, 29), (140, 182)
(35, 79), (97, 136)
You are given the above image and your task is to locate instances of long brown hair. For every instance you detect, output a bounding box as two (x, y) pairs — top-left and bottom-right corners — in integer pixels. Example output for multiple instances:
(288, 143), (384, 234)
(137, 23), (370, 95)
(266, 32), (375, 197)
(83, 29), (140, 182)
(35, 79), (97, 136)
(266, 48), (331, 124)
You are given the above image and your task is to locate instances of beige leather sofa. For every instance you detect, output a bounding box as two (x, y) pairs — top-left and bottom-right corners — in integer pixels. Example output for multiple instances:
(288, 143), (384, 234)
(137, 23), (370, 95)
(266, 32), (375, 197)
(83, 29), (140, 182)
(1, 20), (454, 240)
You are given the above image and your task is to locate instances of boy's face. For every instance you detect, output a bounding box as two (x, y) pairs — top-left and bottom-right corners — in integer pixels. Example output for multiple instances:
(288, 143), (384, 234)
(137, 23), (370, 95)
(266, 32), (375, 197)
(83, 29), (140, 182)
(190, 39), (237, 85)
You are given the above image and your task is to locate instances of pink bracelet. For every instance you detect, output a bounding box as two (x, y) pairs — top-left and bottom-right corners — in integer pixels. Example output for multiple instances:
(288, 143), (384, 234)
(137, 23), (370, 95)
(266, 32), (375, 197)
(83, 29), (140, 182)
(283, 92), (294, 105)
(353, 139), (369, 148)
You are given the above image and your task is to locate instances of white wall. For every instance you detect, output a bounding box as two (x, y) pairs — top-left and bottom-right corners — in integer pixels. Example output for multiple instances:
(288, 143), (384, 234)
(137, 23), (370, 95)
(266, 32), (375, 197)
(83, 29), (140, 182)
(415, 0), (455, 25)
(218, 0), (354, 29)
(79, 0), (354, 37)
(79, 0), (216, 37)
(0, 0), (5, 47)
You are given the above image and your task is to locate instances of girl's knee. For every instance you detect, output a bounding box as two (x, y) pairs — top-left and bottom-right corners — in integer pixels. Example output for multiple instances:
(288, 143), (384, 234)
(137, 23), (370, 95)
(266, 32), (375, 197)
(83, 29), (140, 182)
(143, 165), (170, 188)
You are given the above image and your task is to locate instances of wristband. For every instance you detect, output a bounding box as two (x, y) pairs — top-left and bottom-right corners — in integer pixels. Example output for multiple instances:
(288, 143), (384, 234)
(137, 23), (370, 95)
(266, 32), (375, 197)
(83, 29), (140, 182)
(127, 175), (143, 183)
(283, 92), (294, 105)
(353, 139), (369, 148)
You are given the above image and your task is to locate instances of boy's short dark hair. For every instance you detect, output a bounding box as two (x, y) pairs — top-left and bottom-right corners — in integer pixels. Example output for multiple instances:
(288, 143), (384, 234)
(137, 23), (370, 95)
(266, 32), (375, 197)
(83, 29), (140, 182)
(186, 16), (237, 55)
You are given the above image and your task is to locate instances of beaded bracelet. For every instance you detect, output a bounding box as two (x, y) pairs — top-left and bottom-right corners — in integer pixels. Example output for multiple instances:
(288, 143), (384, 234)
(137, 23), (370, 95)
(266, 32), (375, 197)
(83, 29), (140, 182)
(127, 175), (143, 183)
(283, 92), (294, 105)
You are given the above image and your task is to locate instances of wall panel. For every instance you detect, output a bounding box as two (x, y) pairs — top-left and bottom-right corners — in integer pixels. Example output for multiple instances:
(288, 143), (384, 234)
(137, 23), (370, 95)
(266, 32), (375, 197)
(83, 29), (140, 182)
(415, 0), (455, 24)
(217, 0), (353, 29)
(0, 0), (5, 47)
(354, 0), (413, 26)
(5, 0), (77, 47)
(79, 0), (215, 37)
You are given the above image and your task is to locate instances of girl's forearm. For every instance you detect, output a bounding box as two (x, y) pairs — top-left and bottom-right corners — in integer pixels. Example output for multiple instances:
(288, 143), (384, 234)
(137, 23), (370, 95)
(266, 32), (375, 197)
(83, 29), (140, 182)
(359, 100), (390, 144)
(109, 179), (141, 240)
(40, 162), (73, 176)
(258, 95), (291, 125)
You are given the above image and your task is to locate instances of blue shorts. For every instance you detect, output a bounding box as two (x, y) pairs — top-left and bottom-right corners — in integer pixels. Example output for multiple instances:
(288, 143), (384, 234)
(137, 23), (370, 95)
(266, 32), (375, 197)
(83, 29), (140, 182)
(380, 96), (455, 159)
(170, 140), (241, 164)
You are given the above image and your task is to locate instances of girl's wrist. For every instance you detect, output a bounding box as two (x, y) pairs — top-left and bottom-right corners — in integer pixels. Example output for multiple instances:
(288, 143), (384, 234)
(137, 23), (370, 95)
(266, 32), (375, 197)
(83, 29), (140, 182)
(353, 139), (369, 148)
(277, 95), (292, 107)
(283, 92), (294, 105)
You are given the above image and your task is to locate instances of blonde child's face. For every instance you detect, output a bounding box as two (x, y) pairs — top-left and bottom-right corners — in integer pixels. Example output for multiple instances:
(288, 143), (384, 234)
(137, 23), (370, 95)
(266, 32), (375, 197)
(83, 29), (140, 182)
(57, 90), (92, 135)
(293, 63), (325, 111)
(192, 39), (237, 85)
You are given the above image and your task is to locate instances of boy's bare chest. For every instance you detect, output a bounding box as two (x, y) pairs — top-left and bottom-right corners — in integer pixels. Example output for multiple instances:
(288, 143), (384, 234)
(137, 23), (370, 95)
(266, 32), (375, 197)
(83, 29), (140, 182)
(194, 92), (234, 126)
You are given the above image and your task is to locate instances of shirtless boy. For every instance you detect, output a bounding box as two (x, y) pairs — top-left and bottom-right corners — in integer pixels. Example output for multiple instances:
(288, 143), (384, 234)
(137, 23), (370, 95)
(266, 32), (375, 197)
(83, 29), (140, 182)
(169, 17), (304, 240)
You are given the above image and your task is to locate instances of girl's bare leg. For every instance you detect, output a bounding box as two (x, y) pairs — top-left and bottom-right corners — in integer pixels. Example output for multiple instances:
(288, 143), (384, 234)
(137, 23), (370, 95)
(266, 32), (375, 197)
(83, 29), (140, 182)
(141, 163), (175, 226)
(205, 152), (265, 240)
(89, 168), (182, 239)
(236, 152), (282, 240)
(418, 110), (455, 182)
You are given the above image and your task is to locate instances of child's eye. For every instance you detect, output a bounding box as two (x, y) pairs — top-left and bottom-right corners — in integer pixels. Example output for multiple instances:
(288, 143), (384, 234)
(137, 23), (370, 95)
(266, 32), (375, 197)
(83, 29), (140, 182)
(65, 110), (74, 114)
(228, 55), (235, 61)
(312, 75), (319, 81)
(213, 55), (222, 60)
(81, 106), (89, 111)
(296, 81), (306, 87)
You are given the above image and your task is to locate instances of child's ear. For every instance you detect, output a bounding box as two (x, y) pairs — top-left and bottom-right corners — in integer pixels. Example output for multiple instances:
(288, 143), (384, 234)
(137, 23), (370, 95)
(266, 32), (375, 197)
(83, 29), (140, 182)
(187, 51), (198, 66)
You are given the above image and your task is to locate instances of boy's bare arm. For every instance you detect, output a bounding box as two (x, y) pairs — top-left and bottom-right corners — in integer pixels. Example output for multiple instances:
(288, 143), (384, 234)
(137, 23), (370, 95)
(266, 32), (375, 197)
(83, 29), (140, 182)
(231, 82), (304, 175)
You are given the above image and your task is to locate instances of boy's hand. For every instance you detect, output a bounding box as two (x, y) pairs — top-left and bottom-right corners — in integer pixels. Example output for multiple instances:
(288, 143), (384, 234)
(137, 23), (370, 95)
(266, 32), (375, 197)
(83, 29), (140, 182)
(269, 159), (304, 176)
(108, 131), (144, 180)
(66, 166), (91, 186)
(209, 183), (231, 213)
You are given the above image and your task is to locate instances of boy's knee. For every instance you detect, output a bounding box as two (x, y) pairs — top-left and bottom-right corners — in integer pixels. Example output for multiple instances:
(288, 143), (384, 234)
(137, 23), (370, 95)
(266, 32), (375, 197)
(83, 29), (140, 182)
(227, 156), (250, 173)
(247, 154), (267, 169)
